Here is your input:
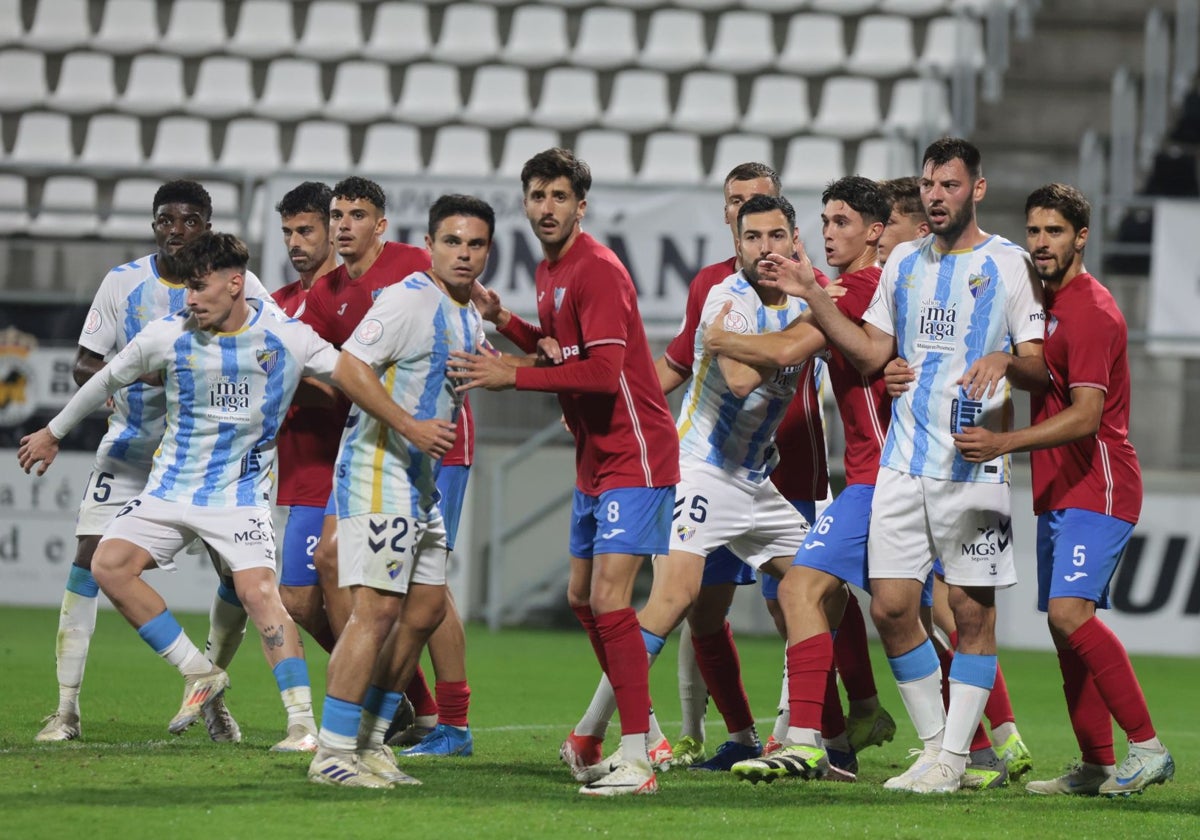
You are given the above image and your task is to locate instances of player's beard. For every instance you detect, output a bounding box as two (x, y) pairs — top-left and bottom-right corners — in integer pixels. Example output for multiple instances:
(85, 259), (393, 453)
(929, 201), (974, 243)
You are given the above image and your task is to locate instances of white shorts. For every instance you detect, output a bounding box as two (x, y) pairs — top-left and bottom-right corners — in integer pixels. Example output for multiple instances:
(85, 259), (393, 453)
(75, 457), (149, 537)
(337, 511), (449, 594)
(99, 494), (276, 575)
(868, 465), (1016, 588)
(670, 457), (808, 570)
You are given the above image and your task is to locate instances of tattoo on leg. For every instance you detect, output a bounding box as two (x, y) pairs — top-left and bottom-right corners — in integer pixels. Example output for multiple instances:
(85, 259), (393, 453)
(262, 625), (285, 649)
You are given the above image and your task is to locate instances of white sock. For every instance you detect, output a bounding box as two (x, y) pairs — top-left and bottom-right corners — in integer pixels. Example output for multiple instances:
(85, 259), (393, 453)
(647, 708), (665, 745)
(574, 673), (616, 739)
(282, 685), (316, 732)
(1131, 736), (1164, 752)
(55, 587), (98, 713)
(773, 655), (790, 742)
(773, 709), (790, 744)
(161, 633), (213, 677)
(677, 623), (708, 742)
(942, 681), (991, 758)
(621, 732), (649, 767)
(357, 710), (388, 749)
(990, 720), (1018, 747)
(785, 726), (821, 748)
(895, 669), (945, 748)
(729, 725), (758, 747)
(205, 586), (247, 670)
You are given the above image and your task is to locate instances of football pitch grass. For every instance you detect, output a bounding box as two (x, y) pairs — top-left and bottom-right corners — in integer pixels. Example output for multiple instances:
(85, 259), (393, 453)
(1, 606), (1195, 839)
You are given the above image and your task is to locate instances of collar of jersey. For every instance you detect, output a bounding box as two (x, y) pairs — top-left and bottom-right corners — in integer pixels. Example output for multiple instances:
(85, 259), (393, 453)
(932, 234), (995, 256)
(213, 298), (264, 336)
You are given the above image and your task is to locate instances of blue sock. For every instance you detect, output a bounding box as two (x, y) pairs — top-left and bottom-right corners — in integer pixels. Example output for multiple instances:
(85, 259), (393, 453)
(271, 657), (309, 692)
(949, 653), (997, 690)
(66, 566), (99, 597)
(320, 695), (363, 745)
(641, 628), (666, 658)
(137, 610), (184, 655)
(363, 685), (403, 722)
(888, 638), (939, 682)
(216, 580), (242, 608)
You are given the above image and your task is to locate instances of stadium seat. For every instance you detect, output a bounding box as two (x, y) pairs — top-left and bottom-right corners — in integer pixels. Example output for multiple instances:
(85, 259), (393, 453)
(638, 132), (704, 184)
(162, 0), (227, 57)
(206, 180), (243, 236)
(812, 76), (882, 139)
(777, 14), (846, 76)
(100, 177), (158, 239)
(432, 4), (500, 66)
(641, 9), (707, 72)
(119, 54), (186, 116)
(572, 7), (638, 70)
(228, 0), (295, 59)
(531, 67), (600, 130)
(781, 136), (846, 191)
(879, 0), (948, 13)
(463, 65), (531, 128)
(709, 134), (775, 185)
(92, 0), (160, 55)
(395, 62), (462, 126)
(49, 52), (116, 114)
(359, 123), (423, 176)
(363, 2), (431, 63)
(26, 0), (90, 51)
(742, 75), (811, 138)
(855, 136), (916, 180)
(672, 71), (739, 135)
(80, 114), (144, 167)
(245, 183), (267, 242)
(574, 129), (634, 183)
(674, 0), (737, 9)
(541, 0), (591, 6)
(604, 69), (671, 132)
(811, 0), (878, 13)
(708, 10), (775, 73)
(217, 118), (283, 175)
(0, 173), (30, 234)
(0, 0), (20, 48)
(846, 15), (917, 77)
(497, 126), (561, 178)
(10, 112), (74, 166)
(258, 58), (325, 121)
(287, 121), (353, 173)
(503, 5), (569, 68)
(742, 0), (811, 9)
(30, 175), (100, 237)
(428, 125), (493, 177)
(187, 56), (256, 119)
(883, 76), (953, 136)
(607, 0), (659, 8)
(149, 116), (215, 169)
(918, 15), (986, 73)
(326, 61), (394, 123)
(297, 1), (363, 61)
(0, 50), (48, 111)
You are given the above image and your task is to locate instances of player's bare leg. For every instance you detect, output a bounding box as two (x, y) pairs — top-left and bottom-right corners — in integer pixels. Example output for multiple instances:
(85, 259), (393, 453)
(312, 514), (351, 637)
(400, 590), (473, 756)
(279, 582), (335, 653)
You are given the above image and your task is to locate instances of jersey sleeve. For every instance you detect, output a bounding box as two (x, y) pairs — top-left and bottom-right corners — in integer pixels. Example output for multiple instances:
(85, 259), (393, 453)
(664, 270), (712, 373)
(77, 270), (122, 356)
(1004, 252), (1045, 345)
(342, 285), (419, 371)
(1063, 309), (1115, 392)
(244, 270), (283, 315)
(286, 319), (339, 381)
(861, 270), (896, 337)
(576, 261), (632, 350)
(700, 284), (757, 338)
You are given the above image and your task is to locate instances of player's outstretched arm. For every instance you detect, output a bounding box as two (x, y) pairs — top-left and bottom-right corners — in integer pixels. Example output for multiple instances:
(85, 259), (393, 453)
(703, 301), (825, 369)
(331, 351), (455, 459)
(954, 385), (1103, 462)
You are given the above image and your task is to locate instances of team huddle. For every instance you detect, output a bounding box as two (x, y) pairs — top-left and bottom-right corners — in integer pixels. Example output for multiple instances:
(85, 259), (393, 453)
(18, 138), (1174, 799)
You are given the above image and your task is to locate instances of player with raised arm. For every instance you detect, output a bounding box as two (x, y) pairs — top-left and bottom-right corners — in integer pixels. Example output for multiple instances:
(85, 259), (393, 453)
(452, 148), (679, 797)
(306, 194), (492, 789)
(749, 139), (1046, 793)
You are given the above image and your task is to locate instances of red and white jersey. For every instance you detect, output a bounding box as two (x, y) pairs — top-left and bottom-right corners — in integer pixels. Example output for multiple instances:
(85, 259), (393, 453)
(1031, 273), (1141, 523)
(500, 232), (679, 494)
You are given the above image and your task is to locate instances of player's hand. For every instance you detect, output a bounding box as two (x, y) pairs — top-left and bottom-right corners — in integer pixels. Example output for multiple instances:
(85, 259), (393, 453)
(402, 418), (457, 460)
(958, 350), (1011, 401)
(448, 349), (518, 392)
(883, 356), (915, 397)
(536, 337), (564, 365)
(559, 413), (572, 434)
(756, 249), (818, 298)
(701, 301), (734, 354)
(17, 428), (61, 476)
(826, 277), (848, 300)
(952, 426), (1008, 462)
(471, 281), (509, 327)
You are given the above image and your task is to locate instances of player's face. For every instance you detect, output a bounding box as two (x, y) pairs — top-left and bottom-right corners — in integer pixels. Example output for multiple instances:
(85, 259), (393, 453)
(280, 211), (332, 274)
(523, 176), (585, 249)
(920, 158), (984, 243)
(877, 208), (929, 265)
(426, 214), (492, 291)
(723, 177), (777, 230)
(1026, 206), (1087, 285)
(153, 202), (210, 258)
(186, 268), (243, 332)
(821, 199), (878, 271)
(737, 209), (797, 284)
(330, 197), (386, 261)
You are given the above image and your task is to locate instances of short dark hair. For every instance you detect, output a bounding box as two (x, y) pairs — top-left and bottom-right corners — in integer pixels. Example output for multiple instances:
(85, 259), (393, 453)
(1025, 183), (1091, 233)
(821, 176), (890, 225)
(428, 193), (496, 240)
(276, 181), (332, 221)
(724, 162), (781, 193)
(174, 231), (250, 283)
(153, 179), (212, 220)
(922, 137), (983, 181)
(737, 193), (796, 233)
(882, 176), (923, 217)
(331, 176), (386, 212)
(520, 147), (592, 200)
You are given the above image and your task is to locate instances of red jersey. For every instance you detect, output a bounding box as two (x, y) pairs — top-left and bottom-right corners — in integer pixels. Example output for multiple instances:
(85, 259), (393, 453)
(500, 232), (679, 494)
(665, 256), (829, 501)
(825, 266), (892, 487)
(1030, 273), (1141, 523)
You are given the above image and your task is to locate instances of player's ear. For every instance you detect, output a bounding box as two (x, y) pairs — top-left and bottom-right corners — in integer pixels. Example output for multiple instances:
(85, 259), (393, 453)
(576, 197), (587, 223)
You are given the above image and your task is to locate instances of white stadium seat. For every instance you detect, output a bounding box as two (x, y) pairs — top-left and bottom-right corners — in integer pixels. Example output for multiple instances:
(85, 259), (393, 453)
(364, 2), (431, 63)
(0, 50), (48, 111)
(258, 58), (325, 121)
(743, 75), (812, 138)
(708, 11), (775, 73)
(228, 0), (296, 59)
(326, 61), (394, 123)
(428, 125), (493, 177)
(777, 14), (846, 76)
(463, 65), (531, 129)
(0, 0), (21, 49)
(672, 71), (740, 135)
(883, 76), (953, 136)
(92, 0), (160, 55)
(80, 114), (144, 167)
(782, 136), (846, 191)
(149, 116), (215, 169)
(188, 56), (256, 119)
(575, 129), (635, 183)
(532, 67), (600, 131)
(359, 123), (424, 176)
(919, 15), (987, 73)
(218, 118), (284, 175)
(50, 52), (117, 114)
(498, 126), (561, 178)
(846, 15), (917, 77)
(0, 173), (30, 234)
(641, 9), (707, 72)
(287, 121), (353, 173)
(432, 3), (500, 66)
(10, 112), (75, 166)
(395, 63), (462, 127)
(119, 54), (186, 116)
(638, 132), (704, 184)
(503, 5), (569, 68)
(101, 178), (159, 239)
(709, 134), (775, 185)
(26, 0), (90, 51)
(605, 69), (671, 133)
(572, 7), (638, 70)
(30, 176), (100, 237)
(855, 136), (917, 180)
(812, 76), (882, 139)
(162, 0), (227, 57)
(297, 1), (364, 61)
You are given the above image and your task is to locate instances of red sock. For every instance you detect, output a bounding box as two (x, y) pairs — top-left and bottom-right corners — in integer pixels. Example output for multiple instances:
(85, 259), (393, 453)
(435, 680), (470, 728)
(572, 604), (608, 672)
(947, 630), (1003, 751)
(984, 661), (1016, 728)
(595, 607), (650, 736)
(820, 662), (846, 739)
(1057, 645), (1116, 766)
(692, 621), (755, 734)
(405, 665), (438, 718)
(785, 633), (833, 733)
(1068, 616), (1156, 743)
(833, 592), (877, 701)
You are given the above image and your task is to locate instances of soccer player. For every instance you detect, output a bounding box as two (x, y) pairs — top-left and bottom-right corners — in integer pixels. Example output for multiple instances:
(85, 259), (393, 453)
(306, 194), (492, 789)
(948, 184), (1174, 796)
(877, 176), (930, 265)
(751, 138), (1046, 793)
(452, 148), (679, 796)
(34, 180), (266, 745)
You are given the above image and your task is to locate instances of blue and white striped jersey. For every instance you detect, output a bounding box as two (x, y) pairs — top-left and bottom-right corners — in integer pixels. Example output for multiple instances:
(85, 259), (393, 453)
(863, 235), (1044, 483)
(677, 272), (809, 483)
(333, 273), (487, 519)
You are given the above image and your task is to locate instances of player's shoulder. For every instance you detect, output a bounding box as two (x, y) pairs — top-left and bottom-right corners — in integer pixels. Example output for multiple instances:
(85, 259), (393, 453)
(575, 232), (632, 280)
(97, 252), (159, 292)
(380, 240), (433, 273)
(693, 257), (739, 285)
(982, 235), (1033, 267)
(1060, 274), (1124, 322)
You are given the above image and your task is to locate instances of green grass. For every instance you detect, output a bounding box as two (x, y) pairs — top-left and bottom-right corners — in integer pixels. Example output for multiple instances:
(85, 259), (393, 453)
(1, 606), (1195, 839)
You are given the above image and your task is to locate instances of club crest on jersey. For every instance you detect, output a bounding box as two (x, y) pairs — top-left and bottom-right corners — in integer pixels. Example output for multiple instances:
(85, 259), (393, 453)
(676, 523), (696, 542)
(387, 557), (405, 580)
(554, 287), (566, 311)
(255, 348), (279, 374)
(355, 318), (384, 345)
(1047, 314), (1059, 337)
(967, 273), (991, 299)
